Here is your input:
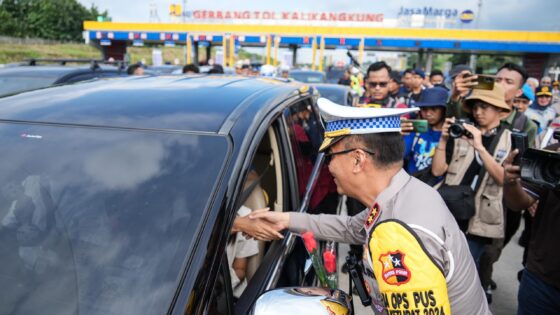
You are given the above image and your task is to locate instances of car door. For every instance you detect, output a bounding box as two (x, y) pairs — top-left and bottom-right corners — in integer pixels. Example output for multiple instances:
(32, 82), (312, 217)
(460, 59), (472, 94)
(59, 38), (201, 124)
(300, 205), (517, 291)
(231, 96), (328, 314)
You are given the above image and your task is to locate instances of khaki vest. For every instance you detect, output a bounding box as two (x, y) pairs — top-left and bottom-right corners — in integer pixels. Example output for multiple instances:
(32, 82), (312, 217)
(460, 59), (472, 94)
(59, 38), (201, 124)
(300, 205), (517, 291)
(444, 129), (511, 239)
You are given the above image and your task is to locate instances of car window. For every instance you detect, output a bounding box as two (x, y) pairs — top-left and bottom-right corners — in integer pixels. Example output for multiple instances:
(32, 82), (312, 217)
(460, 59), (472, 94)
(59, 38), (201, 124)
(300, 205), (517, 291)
(316, 88), (346, 105)
(284, 101), (325, 205)
(0, 123), (228, 315)
(0, 76), (59, 96)
(290, 73), (326, 84)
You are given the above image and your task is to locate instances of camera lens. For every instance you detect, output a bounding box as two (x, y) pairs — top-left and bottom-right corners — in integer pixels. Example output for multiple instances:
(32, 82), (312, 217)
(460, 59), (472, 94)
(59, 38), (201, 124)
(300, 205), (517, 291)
(449, 123), (465, 139)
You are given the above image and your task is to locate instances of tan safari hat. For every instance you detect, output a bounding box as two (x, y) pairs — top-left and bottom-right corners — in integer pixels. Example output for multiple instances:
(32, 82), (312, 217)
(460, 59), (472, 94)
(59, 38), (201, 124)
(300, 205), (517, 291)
(463, 84), (511, 113)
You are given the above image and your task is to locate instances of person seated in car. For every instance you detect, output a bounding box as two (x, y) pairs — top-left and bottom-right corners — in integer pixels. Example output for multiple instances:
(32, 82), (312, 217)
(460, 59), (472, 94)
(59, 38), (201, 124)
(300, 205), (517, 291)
(227, 170), (282, 297)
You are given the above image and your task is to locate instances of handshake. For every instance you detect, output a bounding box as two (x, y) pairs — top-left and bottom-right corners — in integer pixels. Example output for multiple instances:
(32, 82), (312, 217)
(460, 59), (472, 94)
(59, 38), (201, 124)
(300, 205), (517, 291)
(232, 208), (290, 241)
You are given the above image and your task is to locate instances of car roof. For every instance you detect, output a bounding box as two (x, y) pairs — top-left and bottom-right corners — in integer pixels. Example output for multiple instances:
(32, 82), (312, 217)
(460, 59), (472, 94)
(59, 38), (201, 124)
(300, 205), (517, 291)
(0, 75), (303, 134)
(0, 65), (124, 76)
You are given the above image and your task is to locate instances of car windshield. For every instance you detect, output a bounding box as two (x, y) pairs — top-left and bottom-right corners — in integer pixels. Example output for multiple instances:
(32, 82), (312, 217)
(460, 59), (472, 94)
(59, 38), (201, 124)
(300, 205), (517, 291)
(290, 72), (326, 83)
(0, 76), (60, 96)
(0, 123), (228, 315)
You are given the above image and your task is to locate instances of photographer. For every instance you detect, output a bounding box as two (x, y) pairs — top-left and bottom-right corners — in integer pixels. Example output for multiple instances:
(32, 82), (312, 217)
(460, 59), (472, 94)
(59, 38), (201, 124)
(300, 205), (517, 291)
(432, 84), (511, 267)
(503, 144), (560, 314)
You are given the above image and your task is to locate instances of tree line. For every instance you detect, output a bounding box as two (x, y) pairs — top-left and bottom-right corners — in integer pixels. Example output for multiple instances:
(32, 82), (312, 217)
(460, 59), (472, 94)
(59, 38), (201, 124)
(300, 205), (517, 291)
(0, 0), (110, 41)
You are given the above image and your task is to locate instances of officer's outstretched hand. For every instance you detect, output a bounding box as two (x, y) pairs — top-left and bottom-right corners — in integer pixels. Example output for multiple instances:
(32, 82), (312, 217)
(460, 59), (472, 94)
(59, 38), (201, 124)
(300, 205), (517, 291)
(249, 208), (289, 236)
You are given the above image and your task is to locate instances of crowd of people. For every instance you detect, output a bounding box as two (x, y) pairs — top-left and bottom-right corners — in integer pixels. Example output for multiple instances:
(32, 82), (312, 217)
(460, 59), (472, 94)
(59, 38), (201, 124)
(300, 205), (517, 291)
(334, 60), (560, 313)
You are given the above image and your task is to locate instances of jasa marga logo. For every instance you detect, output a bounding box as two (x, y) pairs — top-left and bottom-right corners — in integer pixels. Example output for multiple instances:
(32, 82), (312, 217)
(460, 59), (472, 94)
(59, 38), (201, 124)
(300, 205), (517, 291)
(397, 6), (459, 19)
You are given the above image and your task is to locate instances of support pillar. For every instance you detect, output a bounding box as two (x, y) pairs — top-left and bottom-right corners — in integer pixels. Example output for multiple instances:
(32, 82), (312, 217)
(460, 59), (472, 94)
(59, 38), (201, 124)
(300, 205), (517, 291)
(229, 35), (235, 67)
(290, 44), (298, 68)
(311, 37), (317, 70)
(425, 49), (434, 74)
(186, 35), (192, 64)
(205, 44), (211, 65)
(266, 35), (271, 65)
(274, 36), (280, 66)
(417, 49), (424, 69)
(318, 37), (325, 72)
(194, 41), (200, 66)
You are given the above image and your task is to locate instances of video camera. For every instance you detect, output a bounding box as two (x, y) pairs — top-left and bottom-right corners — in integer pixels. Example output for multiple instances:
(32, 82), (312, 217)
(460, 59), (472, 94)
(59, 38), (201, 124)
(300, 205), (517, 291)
(520, 130), (560, 190)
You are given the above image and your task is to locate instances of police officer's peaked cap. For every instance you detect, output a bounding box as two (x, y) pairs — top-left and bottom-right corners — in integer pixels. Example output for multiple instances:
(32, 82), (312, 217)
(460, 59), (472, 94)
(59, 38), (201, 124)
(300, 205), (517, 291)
(536, 85), (553, 97)
(317, 98), (419, 152)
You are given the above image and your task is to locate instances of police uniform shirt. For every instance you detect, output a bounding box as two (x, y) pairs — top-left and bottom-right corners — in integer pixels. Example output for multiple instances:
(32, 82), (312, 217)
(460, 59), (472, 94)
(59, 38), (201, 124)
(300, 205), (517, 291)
(289, 169), (490, 315)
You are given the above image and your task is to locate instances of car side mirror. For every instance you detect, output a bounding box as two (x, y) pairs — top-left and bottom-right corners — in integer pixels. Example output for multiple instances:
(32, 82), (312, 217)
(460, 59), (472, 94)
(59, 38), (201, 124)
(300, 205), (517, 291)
(252, 287), (351, 315)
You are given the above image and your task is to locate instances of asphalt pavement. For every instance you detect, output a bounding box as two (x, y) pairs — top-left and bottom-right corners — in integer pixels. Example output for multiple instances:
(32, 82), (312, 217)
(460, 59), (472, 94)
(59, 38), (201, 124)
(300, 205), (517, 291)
(336, 197), (525, 315)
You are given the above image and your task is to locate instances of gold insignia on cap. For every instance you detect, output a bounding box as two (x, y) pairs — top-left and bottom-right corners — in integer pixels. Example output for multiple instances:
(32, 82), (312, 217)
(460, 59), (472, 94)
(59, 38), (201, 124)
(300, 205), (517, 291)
(324, 128), (351, 138)
(319, 137), (334, 152)
(543, 86), (550, 92)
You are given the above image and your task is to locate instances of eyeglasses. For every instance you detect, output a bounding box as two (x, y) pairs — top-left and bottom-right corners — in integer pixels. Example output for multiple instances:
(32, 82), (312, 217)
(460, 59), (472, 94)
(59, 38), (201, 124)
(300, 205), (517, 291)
(367, 81), (388, 88)
(324, 148), (375, 164)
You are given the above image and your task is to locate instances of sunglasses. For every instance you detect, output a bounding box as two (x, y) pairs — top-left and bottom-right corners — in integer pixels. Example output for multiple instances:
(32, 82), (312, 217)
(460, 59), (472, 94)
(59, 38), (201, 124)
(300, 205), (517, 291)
(367, 81), (388, 88)
(324, 148), (375, 164)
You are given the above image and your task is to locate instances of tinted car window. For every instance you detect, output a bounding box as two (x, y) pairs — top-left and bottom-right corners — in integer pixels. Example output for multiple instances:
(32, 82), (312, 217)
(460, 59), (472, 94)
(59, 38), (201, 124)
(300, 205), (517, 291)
(0, 76), (59, 96)
(0, 123), (228, 315)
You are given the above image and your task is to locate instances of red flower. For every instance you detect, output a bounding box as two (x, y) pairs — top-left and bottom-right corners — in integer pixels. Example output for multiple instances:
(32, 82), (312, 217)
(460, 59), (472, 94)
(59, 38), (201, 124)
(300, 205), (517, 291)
(302, 231), (317, 252)
(323, 251), (337, 274)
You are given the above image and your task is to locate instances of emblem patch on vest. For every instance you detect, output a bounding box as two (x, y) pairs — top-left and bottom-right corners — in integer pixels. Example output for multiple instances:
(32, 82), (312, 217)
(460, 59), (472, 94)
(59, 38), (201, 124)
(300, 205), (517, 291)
(379, 250), (411, 286)
(364, 203), (380, 228)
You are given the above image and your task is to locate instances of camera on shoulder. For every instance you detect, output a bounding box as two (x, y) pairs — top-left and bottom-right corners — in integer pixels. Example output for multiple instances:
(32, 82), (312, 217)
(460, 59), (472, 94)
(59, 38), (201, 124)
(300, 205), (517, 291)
(520, 131), (560, 190)
(449, 118), (474, 139)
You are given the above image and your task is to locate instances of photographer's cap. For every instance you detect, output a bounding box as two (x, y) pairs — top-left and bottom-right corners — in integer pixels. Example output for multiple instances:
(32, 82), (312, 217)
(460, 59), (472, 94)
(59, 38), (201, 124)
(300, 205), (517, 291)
(463, 84), (511, 113)
(317, 98), (419, 152)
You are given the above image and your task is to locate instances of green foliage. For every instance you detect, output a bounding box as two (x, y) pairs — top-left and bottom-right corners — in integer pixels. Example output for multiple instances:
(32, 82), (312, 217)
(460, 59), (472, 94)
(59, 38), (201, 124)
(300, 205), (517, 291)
(0, 0), (110, 41)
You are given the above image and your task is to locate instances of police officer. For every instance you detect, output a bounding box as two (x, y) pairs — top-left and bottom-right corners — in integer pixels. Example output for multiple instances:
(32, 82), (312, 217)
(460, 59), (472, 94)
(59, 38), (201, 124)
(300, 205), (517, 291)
(251, 98), (489, 314)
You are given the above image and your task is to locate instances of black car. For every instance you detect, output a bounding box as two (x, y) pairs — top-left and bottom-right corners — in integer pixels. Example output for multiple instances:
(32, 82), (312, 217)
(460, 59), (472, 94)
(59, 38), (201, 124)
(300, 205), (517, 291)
(0, 63), (127, 96)
(313, 83), (358, 106)
(289, 70), (327, 84)
(0, 76), (329, 314)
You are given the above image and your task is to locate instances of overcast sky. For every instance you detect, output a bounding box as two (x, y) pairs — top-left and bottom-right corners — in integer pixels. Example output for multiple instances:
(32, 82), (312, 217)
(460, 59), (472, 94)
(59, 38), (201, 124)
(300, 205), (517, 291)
(78, 0), (560, 31)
